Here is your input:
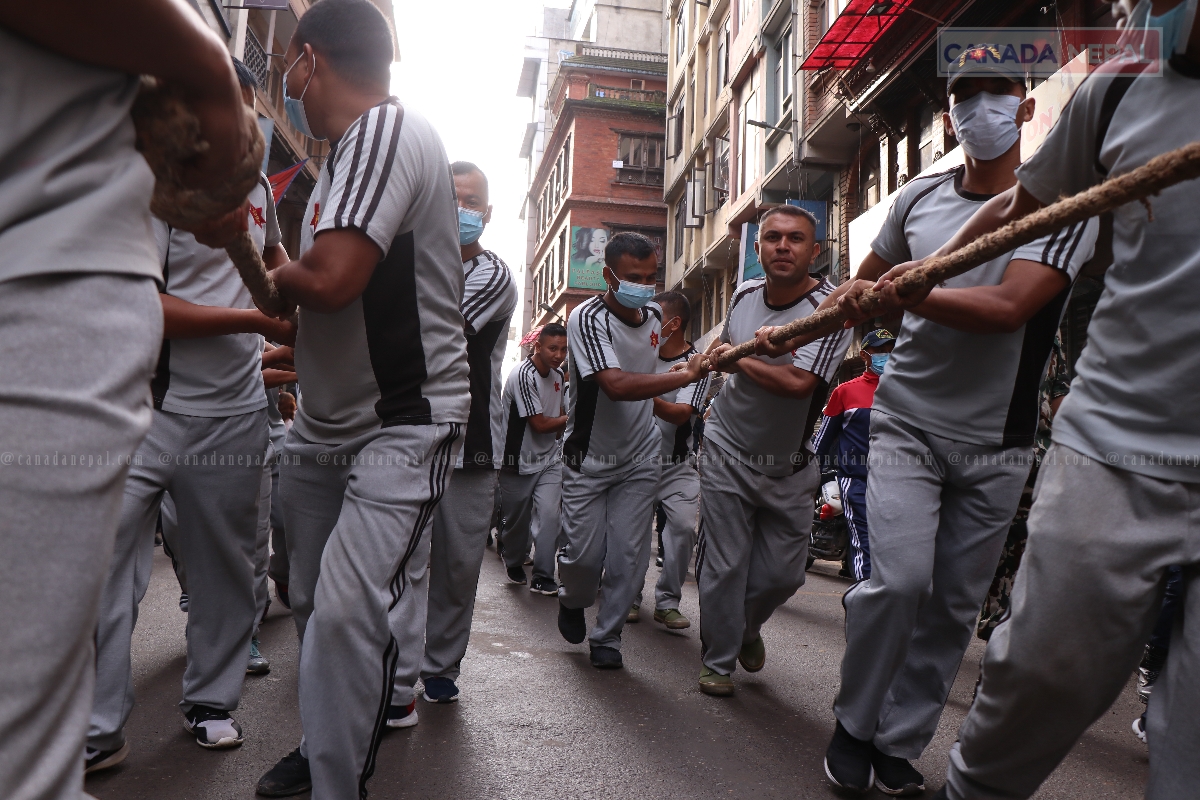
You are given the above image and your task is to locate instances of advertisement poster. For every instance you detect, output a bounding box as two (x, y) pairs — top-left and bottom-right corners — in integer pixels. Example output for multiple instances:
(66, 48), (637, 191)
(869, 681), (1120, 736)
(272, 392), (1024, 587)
(740, 222), (762, 282)
(568, 227), (609, 290)
(786, 199), (828, 241)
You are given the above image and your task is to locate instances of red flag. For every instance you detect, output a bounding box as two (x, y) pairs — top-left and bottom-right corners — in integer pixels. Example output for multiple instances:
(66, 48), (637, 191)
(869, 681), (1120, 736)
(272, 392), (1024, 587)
(268, 159), (309, 205)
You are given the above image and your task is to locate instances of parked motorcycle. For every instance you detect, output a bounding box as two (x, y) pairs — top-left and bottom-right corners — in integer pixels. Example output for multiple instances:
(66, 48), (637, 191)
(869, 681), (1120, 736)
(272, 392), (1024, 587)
(807, 467), (851, 576)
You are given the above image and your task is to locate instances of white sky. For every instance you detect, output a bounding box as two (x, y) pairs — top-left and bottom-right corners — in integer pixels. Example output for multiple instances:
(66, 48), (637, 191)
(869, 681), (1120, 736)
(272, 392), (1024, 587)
(388, 0), (572, 375)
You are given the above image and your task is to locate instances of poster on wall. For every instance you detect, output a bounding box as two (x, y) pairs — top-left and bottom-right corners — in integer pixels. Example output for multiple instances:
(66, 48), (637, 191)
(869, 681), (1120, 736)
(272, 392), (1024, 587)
(740, 222), (762, 282)
(568, 227), (610, 290)
(785, 199), (828, 241)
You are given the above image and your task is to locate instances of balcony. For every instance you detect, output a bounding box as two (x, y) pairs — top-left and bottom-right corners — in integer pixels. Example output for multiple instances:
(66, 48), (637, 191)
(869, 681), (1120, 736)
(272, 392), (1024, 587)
(577, 44), (668, 65)
(587, 84), (667, 106)
(243, 29), (270, 93)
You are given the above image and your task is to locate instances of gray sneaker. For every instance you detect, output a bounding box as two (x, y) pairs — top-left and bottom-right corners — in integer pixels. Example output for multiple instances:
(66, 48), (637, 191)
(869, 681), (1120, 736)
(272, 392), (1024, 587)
(246, 638), (270, 675)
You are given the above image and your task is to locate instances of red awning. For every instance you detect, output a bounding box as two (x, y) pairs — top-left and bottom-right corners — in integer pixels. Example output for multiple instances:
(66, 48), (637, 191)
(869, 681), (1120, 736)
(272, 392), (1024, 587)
(800, 0), (916, 71)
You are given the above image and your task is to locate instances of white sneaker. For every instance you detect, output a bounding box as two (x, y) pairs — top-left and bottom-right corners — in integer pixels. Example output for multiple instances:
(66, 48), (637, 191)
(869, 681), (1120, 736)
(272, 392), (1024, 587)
(386, 699), (418, 729)
(183, 705), (244, 749)
(1132, 713), (1148, 744)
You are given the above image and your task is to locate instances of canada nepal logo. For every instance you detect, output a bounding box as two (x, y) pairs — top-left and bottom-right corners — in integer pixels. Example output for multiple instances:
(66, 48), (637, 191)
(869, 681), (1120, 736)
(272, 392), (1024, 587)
(554, 382), (560, 392)
(249, 206), (266, 227)
(650, 332), (660, 348)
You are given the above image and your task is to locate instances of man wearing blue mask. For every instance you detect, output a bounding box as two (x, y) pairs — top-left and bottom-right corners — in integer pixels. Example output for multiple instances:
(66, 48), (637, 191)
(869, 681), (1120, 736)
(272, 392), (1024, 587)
(556, 232), (711, 669)
(804, 55), (1100, 795)
(812, 329), (895, 583)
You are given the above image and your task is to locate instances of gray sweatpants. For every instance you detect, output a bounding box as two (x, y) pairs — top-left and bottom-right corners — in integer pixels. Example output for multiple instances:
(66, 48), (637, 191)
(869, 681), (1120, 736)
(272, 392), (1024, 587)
(0, 274), (160, 800)
(654, 459), (700, 611)
(268, 424), (289, 587)
(557, 458), (661, 649)
(696, 439), (818, 675)
(89, 408), (268, 751)
(834, 411), (1029, 759)
(252, 442), (275, 633)
(499, 462), (563, 582)
(946, 444), (1200, 800)
(281, 424), (462, 800)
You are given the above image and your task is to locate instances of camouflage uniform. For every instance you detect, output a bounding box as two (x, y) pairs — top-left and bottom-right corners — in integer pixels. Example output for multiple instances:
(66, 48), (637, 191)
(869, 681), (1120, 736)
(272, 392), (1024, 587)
(976, 337), (1071, 640)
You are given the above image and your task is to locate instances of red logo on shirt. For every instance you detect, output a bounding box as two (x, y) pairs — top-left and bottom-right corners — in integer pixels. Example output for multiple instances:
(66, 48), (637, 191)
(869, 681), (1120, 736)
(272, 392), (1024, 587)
(310, 202), (321, 231)
(650, 332), (660, 348)
(249, 206), (266, 227)
(554, 382), (560, 392)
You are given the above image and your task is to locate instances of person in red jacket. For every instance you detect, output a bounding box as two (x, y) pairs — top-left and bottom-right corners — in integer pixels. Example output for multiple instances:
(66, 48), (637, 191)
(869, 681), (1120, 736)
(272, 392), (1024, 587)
(812, 329), (895, 581)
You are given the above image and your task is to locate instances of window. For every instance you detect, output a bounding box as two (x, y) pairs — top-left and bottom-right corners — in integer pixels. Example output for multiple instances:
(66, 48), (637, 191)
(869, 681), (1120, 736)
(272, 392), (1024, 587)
(667, 98), (685, 158)
(688, 74), (696, 135)
(631, 79), (645, 90)
(558, 229), (567, 287)
(778, 29), (792, 111)
(739, 0), (751, 26)
(917, 104), (936, 174)
(712, 136), (730, 205)
(674, 199), (686, 259)
(717, 20), (730, 89)
(561, 136), (571, 198)
(702, 64), (709, 117)
(858, 141), (881, 211)
(675, 3), (687, 62)
(617, 134), (665, 186)
(739, 86), (759, 194)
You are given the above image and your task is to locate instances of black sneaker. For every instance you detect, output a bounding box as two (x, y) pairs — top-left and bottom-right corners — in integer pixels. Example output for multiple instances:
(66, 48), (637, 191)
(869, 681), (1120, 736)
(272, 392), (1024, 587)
(529, 576), (559, 596)
(506, 565), (527, 585)
(824, 720), (875, 793)
(558, 602), (586, 644)
(257, 748), (311, 797)
(1137, 644), (1167, 704)
(84, 742), (129, 774)
(873, 750), (925, 796)
(589, 645), (623, 669)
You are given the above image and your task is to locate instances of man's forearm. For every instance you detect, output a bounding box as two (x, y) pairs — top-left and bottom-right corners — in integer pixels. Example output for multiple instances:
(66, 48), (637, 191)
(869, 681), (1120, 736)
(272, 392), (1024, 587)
(596, 368), (701, 403)
(161, 295), (270, 339)
(736, 358), (817, 400)
(653, 398), (693, 425)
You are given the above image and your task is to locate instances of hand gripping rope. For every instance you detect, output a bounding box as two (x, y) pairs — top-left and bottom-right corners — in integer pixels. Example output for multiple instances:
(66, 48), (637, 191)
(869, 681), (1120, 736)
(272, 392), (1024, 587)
(131, 77), (289, 316)
(713, 139), (1200, 370)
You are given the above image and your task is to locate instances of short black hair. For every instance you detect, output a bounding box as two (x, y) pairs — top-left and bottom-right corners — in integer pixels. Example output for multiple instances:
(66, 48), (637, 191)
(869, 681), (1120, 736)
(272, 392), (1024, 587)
(451, 161), (489, 194)
(653, 290), (691, 330)
(604, 231), (657, 268)
(539, 322), (567, 340)
(294, 0), (394, 90)
(758, 204), (818, 235)
(232, 57), (258, 90)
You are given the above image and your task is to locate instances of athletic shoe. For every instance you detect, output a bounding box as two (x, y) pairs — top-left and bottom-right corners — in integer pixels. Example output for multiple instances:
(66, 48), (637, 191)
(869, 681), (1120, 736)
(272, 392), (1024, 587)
(257, 748), (311, 797)
(529, 576), (559, 596)
(627, 604), (641, 623)
(1133, 712), (1148, 743)
(590, 645), (623, 669)
(423, 676), (460, 703)
(486, 530), (494, 548)
(738, 636), (766, 672)
(247, 638), (270, 675)
(506, 565), (528, 585)
(386, 699), (419, 728)
(558, 603), (586, 644)
(656, 555), (664, 568)
(653, 608), (691, 629)
(85, 742), (130, 775)
(523, 556), (534, 566)
(183, 704), (244, 749)
(824, 720), (875, 793)
(275, 582), (290, 609)
(873, 751), (925, 796)
(1137, 644), (1166, 704)
(179, 592), (189, 613)
(261, 596), (272, 624)
(698, 667), (734, 696)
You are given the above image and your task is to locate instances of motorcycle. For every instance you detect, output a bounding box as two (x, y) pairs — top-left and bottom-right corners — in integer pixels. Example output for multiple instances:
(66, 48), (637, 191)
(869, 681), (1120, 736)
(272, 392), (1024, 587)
(807, 466), (851, 576)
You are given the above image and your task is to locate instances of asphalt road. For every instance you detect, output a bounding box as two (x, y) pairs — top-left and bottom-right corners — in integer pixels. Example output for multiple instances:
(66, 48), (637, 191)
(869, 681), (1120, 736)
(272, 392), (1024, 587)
(86, 545), (1149, 800)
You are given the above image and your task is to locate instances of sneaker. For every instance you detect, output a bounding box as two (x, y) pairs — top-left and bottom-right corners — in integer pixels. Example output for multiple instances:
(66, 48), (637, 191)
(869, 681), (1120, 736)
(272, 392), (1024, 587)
(873, 750), (925, 796)
(506, 565), (528, 585)
(183, 704), (243, 749)
(1137, 644), (1167, 704)
(656, 555), (664, 568)
(84, 742), (130, 774)
(627, 604), (641, 623)
(1133, 712), (1148, 743)
(523, 556), (534, 566)
(738, 636), (766, 672)
(529, 576), (559, 596)
(590, 644), (623, 669)
(247, 638), (270, 675)
(257, 748), (311, 797)
(558, 602), (586, 644)
(486, 530), (494, 548)
(422, 676), (460, 703)
(653, 608), (691, 629)
(386, 699), (419, 728)
(698, 667), (734, 696)
(275, 582), (290, 609)
(824, 720), (875, 793)
(179, 592), (189, 613)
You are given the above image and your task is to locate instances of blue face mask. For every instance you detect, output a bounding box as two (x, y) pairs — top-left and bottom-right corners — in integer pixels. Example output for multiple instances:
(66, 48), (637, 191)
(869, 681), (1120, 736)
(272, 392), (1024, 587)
(869, 353), (890, 375)
(283, 52), (324, 141)
(611, 278), (656, 309)
(458, 207), (485, 245)
(1130, 0), (1198, 58)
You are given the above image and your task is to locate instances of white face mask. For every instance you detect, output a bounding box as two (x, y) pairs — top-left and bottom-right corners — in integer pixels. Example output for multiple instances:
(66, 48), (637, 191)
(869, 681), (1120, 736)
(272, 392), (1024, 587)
(949, 91), (1022, 161)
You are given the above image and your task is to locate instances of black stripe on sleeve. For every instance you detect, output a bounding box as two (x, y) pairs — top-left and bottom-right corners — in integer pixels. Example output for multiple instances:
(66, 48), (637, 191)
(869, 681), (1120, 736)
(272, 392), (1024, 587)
(358, 102), (405, 230)
(334, 109), (372, 227)
(346, 106), (389, 227)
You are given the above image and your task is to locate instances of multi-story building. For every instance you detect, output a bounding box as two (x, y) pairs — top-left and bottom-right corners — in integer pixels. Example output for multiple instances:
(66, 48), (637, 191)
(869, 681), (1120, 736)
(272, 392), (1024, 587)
(516, 2), (670, 338)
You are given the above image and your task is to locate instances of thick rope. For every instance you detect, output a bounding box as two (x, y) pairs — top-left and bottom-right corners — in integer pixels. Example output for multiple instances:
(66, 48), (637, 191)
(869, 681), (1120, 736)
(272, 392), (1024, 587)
(131, 77), (288, 315)
(715, 139), (1200, 369)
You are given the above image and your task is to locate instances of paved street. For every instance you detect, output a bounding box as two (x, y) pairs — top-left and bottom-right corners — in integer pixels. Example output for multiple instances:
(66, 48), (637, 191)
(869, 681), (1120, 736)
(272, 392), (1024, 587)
(87, 545), (1149, 800)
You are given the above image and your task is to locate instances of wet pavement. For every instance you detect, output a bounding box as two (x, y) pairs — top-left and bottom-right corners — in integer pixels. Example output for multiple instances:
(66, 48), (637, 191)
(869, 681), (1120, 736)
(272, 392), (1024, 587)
(86, 544), (1148, 799)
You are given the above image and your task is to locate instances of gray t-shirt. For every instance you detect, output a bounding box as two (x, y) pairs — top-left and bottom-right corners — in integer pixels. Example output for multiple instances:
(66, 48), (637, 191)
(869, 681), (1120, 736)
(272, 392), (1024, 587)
(1016, 59), (1200, 481)
(293, 100), (470, 444)
(501, 358), (565, 474)
(655, 346), (710, 463)
(0, 28), (157, 283)
(705, 277), (851, 476)
(457, 250), (518, 469)
(564, 297), (663, 476)
(870, 165), (1097, 447)
(151, 175), (280, 417)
